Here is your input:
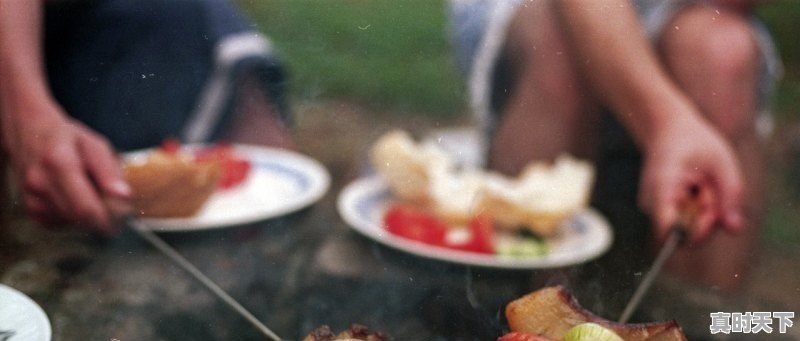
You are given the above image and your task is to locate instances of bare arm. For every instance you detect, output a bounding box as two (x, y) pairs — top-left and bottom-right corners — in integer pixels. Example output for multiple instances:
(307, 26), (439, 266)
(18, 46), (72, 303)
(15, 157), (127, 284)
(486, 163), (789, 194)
(554, 0), (744, 242)
(0, 0), (53, 122)
(0, 0), (131, 232)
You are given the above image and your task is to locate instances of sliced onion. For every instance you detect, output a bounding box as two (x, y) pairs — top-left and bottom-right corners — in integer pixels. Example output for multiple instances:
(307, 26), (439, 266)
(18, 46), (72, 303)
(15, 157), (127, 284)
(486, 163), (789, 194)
(563, 323), (623, 341)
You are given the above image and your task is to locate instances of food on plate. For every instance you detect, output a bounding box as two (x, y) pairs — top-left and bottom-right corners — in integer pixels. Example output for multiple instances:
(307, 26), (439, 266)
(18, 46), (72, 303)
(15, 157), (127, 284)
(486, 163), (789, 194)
(503, 286), (686, 341)
(124, 140), (252, 218)
(370, 130), (592, 255)
(303, 324), (386, 341)
(124, 149), (221, 218)
(371, 130), (593, 236)
(158, 139), (252, 190)
(194, 143), (251, 190)
(370, 130), (452, 205)
(481, 157), (594, 236)
(383, 203), (495, 254)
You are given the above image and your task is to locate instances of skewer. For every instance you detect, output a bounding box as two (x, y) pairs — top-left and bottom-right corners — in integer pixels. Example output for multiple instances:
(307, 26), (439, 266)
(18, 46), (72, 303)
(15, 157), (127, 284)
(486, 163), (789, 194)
(127, 218), (283, 341)
(618, 227), (683, 323)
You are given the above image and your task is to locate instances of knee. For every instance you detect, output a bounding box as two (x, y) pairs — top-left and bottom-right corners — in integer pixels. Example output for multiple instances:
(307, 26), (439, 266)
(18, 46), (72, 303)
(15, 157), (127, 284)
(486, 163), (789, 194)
(665, 7), (760, 81)
(664, 8), (761, 139)
(703, 19), (761, 139)
(703, 19), (760, 83)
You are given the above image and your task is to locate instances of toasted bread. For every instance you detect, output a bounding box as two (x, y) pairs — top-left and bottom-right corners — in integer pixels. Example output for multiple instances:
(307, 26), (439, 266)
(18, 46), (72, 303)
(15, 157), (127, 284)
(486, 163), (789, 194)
(124, 151), (221, 218)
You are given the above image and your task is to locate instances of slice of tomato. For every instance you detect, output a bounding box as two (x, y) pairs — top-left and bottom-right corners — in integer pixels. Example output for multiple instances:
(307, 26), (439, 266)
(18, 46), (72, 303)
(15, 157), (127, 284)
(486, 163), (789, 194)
(194, 143), (251, 189)
(450, 213), (494, 254)
(219, 158), (250, 189)
(497, 332), (556, 341)
(384, 204), (447, 246)
(160, 138), (181, 155)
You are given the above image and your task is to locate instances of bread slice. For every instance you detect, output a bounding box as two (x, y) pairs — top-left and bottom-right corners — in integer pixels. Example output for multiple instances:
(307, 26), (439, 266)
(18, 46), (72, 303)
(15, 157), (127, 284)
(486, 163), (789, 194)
(428, 168), (486, 225)
(370, 130), (453, 205)
(481, 156), (594, 236)
(370, 130), (594, 235)
(124, 151), (221, 218)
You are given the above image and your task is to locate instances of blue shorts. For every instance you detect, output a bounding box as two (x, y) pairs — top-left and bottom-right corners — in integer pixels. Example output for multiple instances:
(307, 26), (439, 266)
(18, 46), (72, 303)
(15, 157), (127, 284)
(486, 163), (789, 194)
(449, 0), (783, 138)
(45, 0), (288, 151)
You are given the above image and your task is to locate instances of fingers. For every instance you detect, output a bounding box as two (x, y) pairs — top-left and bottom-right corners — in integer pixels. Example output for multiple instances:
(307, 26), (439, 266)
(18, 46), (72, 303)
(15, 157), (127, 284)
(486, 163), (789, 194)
(686, 181), (717, 244)
(686, 157), (745, 243)
(639, 160), (681, 241)
(23, 139), (116, 233)
(641, 162), (720, 244)
(23, 193), (68, 227)
(77, 129), (133, 221)
(77, 127), (131, 199)
(713, 158), (745, 233)
(50, 142), (114, 230)
(643, 166), (743, 245)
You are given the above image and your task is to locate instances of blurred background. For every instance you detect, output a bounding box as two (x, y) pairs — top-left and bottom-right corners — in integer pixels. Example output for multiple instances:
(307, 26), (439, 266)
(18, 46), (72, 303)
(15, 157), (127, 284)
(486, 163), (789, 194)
(241, 6), (800, 327)
(240, 0), (799, 250)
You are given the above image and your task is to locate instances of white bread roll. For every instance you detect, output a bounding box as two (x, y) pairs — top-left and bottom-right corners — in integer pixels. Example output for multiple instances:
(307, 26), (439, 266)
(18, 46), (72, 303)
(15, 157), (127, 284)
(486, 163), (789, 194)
(481, 156), (594, 236)
(428, 168), (486, 225)
(370, 130), (453, 204)
(370, 130), (595, 235)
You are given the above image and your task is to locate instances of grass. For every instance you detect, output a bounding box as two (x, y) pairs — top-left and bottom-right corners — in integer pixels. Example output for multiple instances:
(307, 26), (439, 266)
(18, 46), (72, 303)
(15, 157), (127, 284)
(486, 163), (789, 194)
(758, 2), (800, 247)
(241, 0), (467, 118)
(759, 1), (800, 124)
(242, 1), (799, 120)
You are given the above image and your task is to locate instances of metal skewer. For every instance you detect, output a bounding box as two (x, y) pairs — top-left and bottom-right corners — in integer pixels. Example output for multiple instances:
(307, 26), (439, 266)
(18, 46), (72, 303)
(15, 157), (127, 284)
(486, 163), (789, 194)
(127, 218), (283, 341)
(618, 227), (683, 323)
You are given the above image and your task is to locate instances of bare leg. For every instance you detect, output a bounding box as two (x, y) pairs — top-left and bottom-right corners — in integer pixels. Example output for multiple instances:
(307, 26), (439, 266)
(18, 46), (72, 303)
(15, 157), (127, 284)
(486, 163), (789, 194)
(658, 5), (763, 291)
(489, 0), (600, 176)
(223, 75), (294, 149)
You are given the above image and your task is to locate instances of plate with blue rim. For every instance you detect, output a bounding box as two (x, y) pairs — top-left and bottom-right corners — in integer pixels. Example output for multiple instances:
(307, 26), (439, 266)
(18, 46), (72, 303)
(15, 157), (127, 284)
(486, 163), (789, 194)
(125, 144), (330, 231)
(0, 284), (51, 341)
(337, 176), (613, 269)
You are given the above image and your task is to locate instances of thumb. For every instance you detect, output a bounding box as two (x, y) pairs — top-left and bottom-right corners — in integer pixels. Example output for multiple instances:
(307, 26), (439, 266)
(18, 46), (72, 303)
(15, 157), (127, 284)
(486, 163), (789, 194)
(653, 185), (680, 242)
(77, 129), (131, 199)
(716, 165), (745, 233)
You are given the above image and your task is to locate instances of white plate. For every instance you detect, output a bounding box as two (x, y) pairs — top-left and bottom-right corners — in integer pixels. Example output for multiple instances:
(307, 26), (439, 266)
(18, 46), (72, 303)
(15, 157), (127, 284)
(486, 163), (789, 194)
(0, 284), (51, 341)
(127, 145), (330, 231)
(337, 177), (613, 269)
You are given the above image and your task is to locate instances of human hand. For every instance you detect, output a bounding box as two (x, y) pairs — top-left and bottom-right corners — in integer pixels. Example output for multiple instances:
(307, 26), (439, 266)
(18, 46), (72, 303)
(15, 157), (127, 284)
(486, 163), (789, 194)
(638, 114), (744, 244)
(2, 105), (131, 233)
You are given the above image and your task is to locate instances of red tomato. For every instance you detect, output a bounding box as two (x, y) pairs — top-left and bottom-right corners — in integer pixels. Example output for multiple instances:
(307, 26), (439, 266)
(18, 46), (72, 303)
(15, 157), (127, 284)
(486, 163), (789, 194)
(384, 204), (447, 246)
(160, 138), (181, 155)
(194, 143), (251, 189)
(451, 213), (494, 254)
(219, 158), (250, 189)
(497, 332), (555, 341)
